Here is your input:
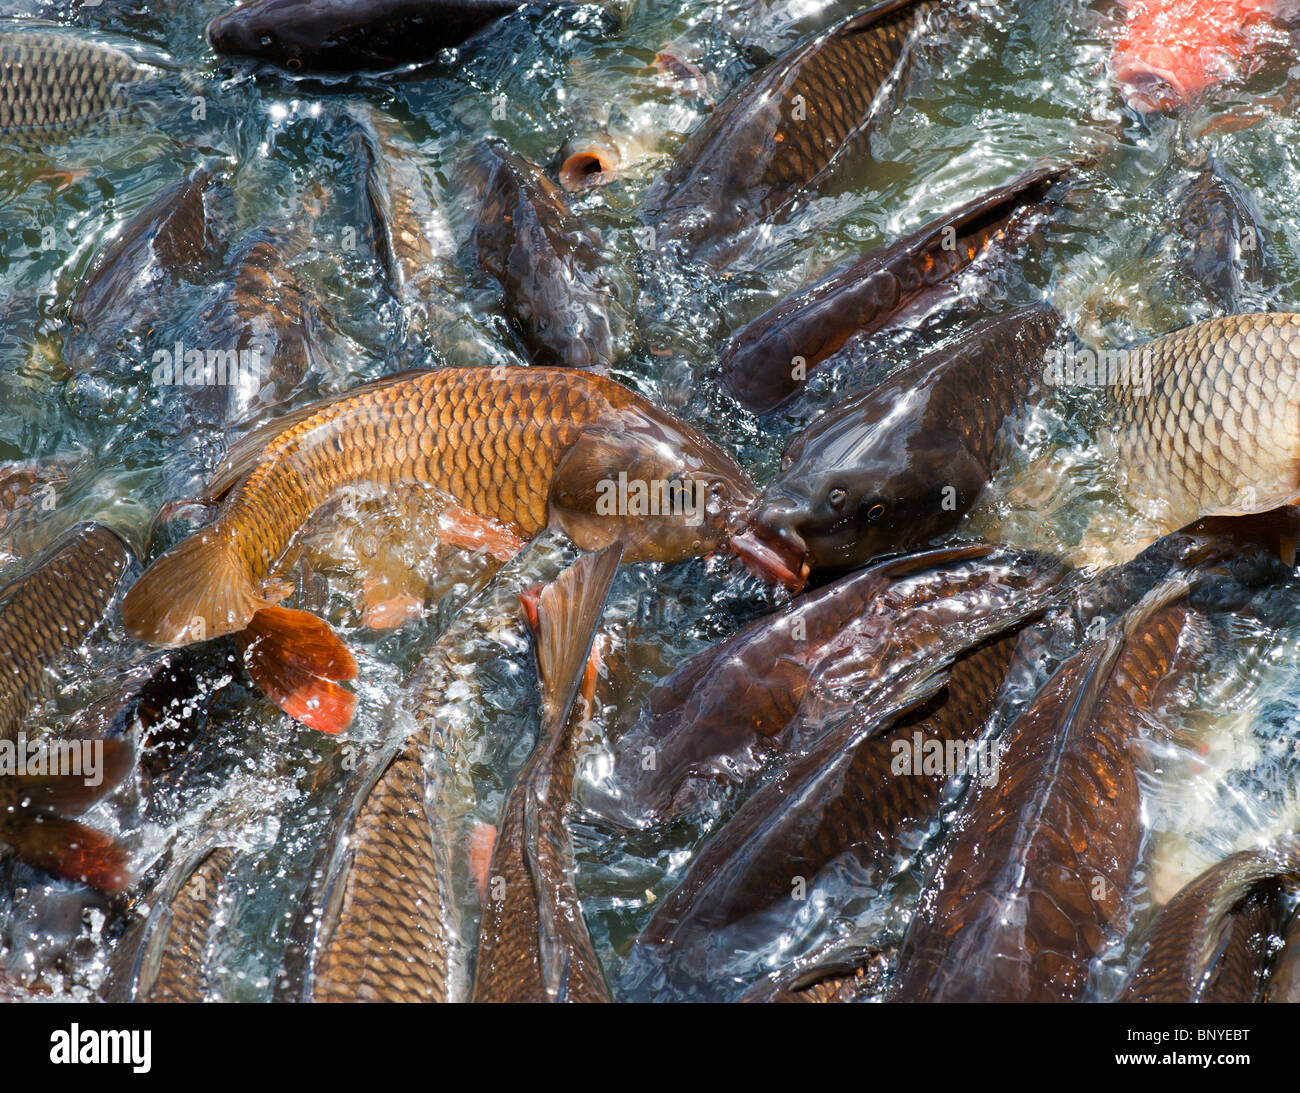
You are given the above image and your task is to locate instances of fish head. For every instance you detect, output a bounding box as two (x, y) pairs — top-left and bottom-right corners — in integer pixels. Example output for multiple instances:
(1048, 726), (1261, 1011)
(207, 0), (328, 72)
(549, 406), (762, 566)
(757, 396), (988, 572)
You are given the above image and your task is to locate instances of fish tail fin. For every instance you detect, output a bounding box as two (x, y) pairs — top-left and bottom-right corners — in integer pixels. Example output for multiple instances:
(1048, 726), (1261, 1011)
(236, 606), (358, 734)
(5, 738), (133, 813)
(0, 811), (132, 894)
(123, 531), (266, 646)
(534, 544), (623, 739)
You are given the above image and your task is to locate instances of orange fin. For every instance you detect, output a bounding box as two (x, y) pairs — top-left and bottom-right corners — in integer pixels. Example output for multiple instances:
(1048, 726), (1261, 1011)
(124, 530), (269, 646)
(236, 606), (358, 734)
(0, 812), (132, 894)
(6, 737), (133, 813)
(437, 505), (527, 562)
(518, 584), (543, 634)
(534, 543), (623, 739)
(468, 821), (497, 901)
(360, 588), (424, 629)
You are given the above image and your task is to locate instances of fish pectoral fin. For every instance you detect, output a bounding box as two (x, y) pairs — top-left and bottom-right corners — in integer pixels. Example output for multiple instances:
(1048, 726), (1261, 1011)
(235, 606), (358, 734)
(3, 737), (133, 813)
(0, 809), (132, 894)
(436, 504), (527, 562)
(534, 544), (623, 739)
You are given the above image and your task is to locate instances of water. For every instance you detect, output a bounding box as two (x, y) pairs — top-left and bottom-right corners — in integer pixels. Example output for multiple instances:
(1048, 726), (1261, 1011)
(2, 0), (1300, 1001)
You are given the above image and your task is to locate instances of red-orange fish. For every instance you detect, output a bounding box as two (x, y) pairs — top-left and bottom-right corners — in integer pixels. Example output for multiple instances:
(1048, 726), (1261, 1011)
(1113, 0), (1295, 112)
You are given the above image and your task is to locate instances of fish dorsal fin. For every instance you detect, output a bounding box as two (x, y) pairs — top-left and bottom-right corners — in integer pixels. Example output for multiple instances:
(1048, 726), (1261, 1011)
(535, 542), (623, 740)
(204, 369), (437, 501)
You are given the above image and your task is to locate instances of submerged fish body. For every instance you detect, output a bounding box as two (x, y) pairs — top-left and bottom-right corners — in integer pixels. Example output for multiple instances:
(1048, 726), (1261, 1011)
(891, 579), (1204, 1002)
(351, 106), (465, 351)
(103, 846), (239, 1002)
(65, 164), (227, 375)
(0, 522), (134, 893)
(756, 303), (1062, 572)
(472, 544), (622, 1003)
(589, 544), (1067, 832)
(642, 0), (940, 268)
(466, 139), (624, 372)
(1175, 159), (1273, 313)
(1122, 842), (1300, 1003)
(1102, 313), (1300, 537)
(0, 453), (88, 564)
(191, 227), (327, 430)
(0, 23), (169, 137)
(207, 0), (529, 73)
(718, 164), (1068, 412)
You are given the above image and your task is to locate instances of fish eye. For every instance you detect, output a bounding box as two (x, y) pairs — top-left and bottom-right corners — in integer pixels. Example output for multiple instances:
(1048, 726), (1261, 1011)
(287, 57), (303, 71)
(827, 487), (847, 510)
(863, 498), (887, 521)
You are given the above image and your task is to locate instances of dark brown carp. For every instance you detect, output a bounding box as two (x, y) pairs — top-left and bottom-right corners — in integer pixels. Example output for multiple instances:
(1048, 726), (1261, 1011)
(65, 164), (226, 374)
(1101, 313), (1300, 543)
(586, 543), (1067, 832)
(207, 0), (533, 73)
(1175, 158), (1271, 313)
(891, 579), (1201, 1002)
(466, 139), (625, 372)
(626, 632), (1021, 995)
(719, 164), (1068, 412)
(0, 523), (133, 893)
(472, 544), (620, 1002)
(122, 368), (798, 735)
(1121, 843), (1300, 1003)
(755, 303), (1062, 573)
(1268, 906), (1300, 1002)
(102, 846), (239, 1002)
(641, 0), (941, 268)
(0, 22), (169, 137)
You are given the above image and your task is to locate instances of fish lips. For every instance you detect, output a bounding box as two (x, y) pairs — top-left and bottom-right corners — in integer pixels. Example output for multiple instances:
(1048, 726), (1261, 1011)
(1114, 55), (1190, 113)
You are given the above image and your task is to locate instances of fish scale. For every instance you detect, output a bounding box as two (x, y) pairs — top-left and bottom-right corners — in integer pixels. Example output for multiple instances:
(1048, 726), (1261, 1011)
(1106, 314), (1300, 534)
(0, 523), (130, 741)
(0, 28), (162, 135)
(313, 745), (454, 1002)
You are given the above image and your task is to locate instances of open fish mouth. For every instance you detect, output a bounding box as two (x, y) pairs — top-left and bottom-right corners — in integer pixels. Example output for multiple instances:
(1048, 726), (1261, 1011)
(728, 524), (809, 592)
(1114, 56), (1190, 113)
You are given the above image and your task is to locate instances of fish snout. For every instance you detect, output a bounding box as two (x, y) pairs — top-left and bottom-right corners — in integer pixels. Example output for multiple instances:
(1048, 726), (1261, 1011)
(730, 496), (810, 591)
